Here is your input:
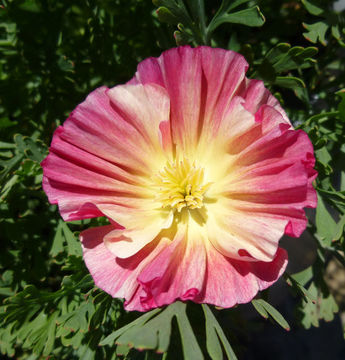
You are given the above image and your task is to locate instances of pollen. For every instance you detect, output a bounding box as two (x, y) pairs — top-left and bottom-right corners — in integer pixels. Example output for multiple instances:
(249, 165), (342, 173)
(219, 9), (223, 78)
(154, 158), (212, 212)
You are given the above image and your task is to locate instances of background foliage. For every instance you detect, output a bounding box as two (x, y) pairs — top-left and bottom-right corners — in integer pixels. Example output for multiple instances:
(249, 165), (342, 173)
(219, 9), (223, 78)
(1, 0), (345, 359)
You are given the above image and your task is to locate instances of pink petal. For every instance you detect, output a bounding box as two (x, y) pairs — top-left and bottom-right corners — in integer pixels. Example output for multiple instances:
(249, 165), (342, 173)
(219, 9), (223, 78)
(215, 96), (256, 139)
(226, 162), (310, 201)
(130, 46), (249, 154)
(196, 47), (250, 142)
(137, 223), (207, 310)
(82, 224), (287, 311)
(226, 105), (292, 158)
(128, 222), (287, 311)
(206, 207), (287, 262)
(81, 225), (170, 311)
(107, 83), (170, 161)
(195, 244), (288, 308)
(61, 87), (151, 172)
(240, 79), (290, 124)
(101, 207), (174, 258)
(132, 46), (202, 154)
(210, 104), (317, 241)
(42, 84), (170, 221)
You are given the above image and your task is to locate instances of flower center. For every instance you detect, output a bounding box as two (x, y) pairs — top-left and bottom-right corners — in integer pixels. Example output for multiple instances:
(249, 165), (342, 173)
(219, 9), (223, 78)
(154, 158), (211, 212)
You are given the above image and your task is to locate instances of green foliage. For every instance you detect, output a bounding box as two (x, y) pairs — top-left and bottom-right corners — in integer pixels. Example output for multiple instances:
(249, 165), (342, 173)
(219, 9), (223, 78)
(251, 299), (290, 331)
(101, 302), (237, 360)
(302, 0), (345, 46)
(285, 268), (314, 301)
(287, 263), (339, 329)
(0, 250), (123, 359)
(0, 134), (47, 202)
(285, 257), (341, 330)
(315, 194), (341, 246)
(101, 302), (203, 358)
(253, 43), (318, 100)
(299, 282), (339, 328)
(153, 0), (265, 46)
(202, 304), (237, 360)
(51, 220), (83, 257)
(1, 0), (345, 359)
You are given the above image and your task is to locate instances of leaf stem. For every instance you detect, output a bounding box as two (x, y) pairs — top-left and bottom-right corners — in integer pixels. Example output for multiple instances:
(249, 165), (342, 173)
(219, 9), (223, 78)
(196, 0), (207, 44)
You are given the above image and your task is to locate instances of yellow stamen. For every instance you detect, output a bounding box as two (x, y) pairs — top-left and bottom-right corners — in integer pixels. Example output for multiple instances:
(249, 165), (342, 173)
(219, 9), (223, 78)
(154, 158), (211, 212)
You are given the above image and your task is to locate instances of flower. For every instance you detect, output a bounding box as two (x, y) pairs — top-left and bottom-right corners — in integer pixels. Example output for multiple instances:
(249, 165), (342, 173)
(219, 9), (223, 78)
(42, 46), (317, 311)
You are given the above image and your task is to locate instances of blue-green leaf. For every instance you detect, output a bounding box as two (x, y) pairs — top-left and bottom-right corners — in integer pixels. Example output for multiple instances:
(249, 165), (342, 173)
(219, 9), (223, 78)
(202, 304), (238, 360)
(156, 6), (179, 24)
(302, 0), (324, 16)
(303, 21), (328, 45)
(315, 194), (337, 246)
(100, 302), (203, 358)
(336, 89), (345, 121)
(285, 271), (316, 304)
(252, 299), (290, 331)
(274, 76), (305, 90)
(208, 6), (265, 33)
(300, 283), (339, 329)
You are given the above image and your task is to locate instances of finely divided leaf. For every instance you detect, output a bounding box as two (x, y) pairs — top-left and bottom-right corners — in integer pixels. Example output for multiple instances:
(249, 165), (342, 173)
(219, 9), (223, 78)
(207, 6), (265, 34)
(299, 283), (339, 329)
(202, 304), (238, 360)
(303, 21), (328, 45)
(252, 299), (290, 331)
(316, 194), (337, 246)
(101, 302), (203, 357)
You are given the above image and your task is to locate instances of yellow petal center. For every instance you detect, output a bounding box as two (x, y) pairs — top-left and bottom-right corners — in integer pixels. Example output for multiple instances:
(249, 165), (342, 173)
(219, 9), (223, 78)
(154, 158), (211, 212)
